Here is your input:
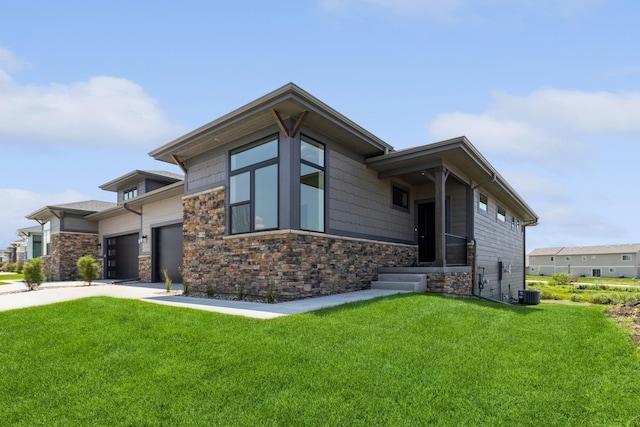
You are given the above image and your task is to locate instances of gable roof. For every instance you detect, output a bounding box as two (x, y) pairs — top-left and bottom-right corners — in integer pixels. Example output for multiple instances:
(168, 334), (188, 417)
(149, 83), (393, 164)
(25, 200), (116, 221)
(366, 136), (538, 224)
(529, 244), (640, 257)
(99, 170), (183, 192)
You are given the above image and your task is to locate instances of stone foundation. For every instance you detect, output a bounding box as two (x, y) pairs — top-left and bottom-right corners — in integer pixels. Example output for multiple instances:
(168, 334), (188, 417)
(183, 187), (416, 302)
(426, 267), (473, 295)
(44, 232), (99, 281)
(139, 255), (151, 283)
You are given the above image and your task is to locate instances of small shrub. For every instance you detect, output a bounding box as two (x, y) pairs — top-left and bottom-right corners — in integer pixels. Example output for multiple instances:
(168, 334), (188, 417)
(15, 261), (24, 274)
(23, 258), (46, 290)
(549, 273), (572, 286)
(236, 281), (245, 301)
(179, 267), (189, 296)
(206, 283), (215, 298)
(588, 293), (618, 305)
(77, 255), (101, 285)
(266, 280), (275, 304)
(570, 294), (585, 302)
(162, 268), (172, 292)
(540, 289), (562, 300)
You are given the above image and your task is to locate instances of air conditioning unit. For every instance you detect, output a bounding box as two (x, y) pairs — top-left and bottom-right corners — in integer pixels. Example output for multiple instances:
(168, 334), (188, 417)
(518, 289), (540, 305)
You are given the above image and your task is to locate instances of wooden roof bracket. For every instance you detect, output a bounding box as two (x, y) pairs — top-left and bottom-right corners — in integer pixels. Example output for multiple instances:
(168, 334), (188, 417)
(271, 109), (289, 138)
(289, 110), (308, 138)
(171, 154), (187, 174)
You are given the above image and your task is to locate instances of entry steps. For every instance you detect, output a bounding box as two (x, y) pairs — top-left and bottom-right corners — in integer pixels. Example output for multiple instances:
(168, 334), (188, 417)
(370, 272), (427, 293)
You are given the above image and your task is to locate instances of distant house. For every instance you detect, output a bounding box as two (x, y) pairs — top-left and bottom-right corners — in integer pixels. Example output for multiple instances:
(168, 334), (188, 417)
(528, 244), (640, 279)
(149, 83), (538, 302)
(25, 170), (182, 282)
(17, 225), (43, 261)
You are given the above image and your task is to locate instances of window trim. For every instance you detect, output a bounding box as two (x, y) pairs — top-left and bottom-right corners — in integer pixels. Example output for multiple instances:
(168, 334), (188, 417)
(478, 193), (488, 213)
(622, 254), (632, 261)
(496, 206), (506, 223)
(391, 182), (410, 213)
(300, 134), (326, 233)
(228, 135), (279, 235)
(123, 187), (138, 201)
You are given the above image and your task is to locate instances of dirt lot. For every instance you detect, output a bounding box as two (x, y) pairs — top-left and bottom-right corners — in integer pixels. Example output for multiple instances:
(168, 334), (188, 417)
(606, 301), (640, 346)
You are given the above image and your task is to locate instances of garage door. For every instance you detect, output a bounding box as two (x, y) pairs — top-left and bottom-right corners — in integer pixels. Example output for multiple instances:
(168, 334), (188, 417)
(105, 233), (139, 280)
(155, 224), (183, 283)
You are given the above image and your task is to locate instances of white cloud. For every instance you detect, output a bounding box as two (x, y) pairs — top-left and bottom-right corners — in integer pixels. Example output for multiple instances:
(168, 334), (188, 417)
(0, 47), (31, 72)
(0, 48), (184, 148)
(428, 87), (640, 161)
(0, 188), (87, 249)
(319, 0), (599, 20)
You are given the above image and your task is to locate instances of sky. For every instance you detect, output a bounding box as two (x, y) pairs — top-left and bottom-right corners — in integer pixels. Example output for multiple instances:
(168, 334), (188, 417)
(1, 0), (639, 252)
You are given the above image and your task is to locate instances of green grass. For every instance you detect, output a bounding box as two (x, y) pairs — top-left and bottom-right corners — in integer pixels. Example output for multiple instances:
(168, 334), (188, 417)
(527, 280), (640, 304)
(528, 275), (640, 286)
(0, 273), (24, 285)
(1, 295), (639, 425)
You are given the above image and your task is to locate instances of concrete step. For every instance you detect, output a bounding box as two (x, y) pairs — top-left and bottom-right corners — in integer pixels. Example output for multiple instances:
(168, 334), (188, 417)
(370, 273), (427, 292)
(371, 281), (417, 291)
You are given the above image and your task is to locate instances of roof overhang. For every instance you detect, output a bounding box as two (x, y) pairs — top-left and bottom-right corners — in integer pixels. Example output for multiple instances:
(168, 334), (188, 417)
(86, 181), (184, 220)
(149, 83), (393, 164)
(366, 136), (539, 225)
(99, 170), (182, 192)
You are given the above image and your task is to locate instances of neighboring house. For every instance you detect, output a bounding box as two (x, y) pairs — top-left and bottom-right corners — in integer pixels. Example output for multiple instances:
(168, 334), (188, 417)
(25, 170), (183, 282)
(25, 200), (117, 281)
(149, 83), (538, 302)
(528, 244), (640, 279)
(1, 240), (27, 264)
(87, 170), (184, 283)
(17, 225), (43, 261)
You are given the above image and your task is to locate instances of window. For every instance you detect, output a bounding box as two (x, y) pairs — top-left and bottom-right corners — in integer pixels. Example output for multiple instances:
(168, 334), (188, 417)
(479, 194), (488, 212)
(592, 268), (601, 277)
(550, 256), (555, 262)
(229, 136), (279, 234)
(622, 254), (632, 261)
(391, 185), (409, 210)
(582, 256), (587, 261)
(497, 206), (506, 222)
(43, 221), (51, 256)
(565, 256), (571, 261)
(300, 136), (325, 232)
(123, 187), (138, 200)
(609, 268), (616, 273)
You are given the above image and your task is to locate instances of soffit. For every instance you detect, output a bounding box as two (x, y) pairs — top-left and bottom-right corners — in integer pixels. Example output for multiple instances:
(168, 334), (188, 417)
(149, 83), (392, 164)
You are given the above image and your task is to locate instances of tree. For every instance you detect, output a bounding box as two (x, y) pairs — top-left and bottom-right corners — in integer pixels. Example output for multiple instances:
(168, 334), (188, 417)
(23, 257), (46, 290)
(77, 255), (101, 285)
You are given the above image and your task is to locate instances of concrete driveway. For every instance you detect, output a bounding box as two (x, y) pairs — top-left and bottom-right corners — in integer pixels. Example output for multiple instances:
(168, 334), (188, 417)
(0, 280), (408, 319)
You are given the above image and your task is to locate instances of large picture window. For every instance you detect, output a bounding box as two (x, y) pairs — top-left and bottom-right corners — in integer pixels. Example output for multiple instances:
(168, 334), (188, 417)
(229, 136), (278, 234)
(300, 136), (325, 232)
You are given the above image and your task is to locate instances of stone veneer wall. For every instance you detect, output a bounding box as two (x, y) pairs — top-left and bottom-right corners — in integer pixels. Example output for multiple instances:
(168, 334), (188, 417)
(183, 187), (417, 302)
(44, 232), (99, 281)
(139, 255), (151, 283)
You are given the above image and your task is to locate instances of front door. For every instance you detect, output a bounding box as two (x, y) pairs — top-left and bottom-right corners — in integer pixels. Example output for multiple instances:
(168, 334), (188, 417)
(418, 202), (436, 263)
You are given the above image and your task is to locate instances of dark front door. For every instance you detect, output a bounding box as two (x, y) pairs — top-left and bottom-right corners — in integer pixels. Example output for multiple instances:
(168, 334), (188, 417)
(155, 224), (183, 283)
(418, 202), (436, 263)
(105, 233), (139, 280)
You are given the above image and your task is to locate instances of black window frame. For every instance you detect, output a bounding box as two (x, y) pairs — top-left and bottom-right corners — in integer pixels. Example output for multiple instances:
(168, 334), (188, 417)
(229, 135), (279, 235)
(391, 183), (410, 212)
(123, 187), (138, 201)
(300, 134), (326, 233)
(478, 193), (488, 213)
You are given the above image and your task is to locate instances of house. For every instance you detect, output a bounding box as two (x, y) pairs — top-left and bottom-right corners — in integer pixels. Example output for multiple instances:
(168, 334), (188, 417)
(1, 240), (27, 265)
(528, 244), (640, 279)
(149, 83), (538, 302)
(25, 170), (183, 282)
(17, 225), (43, 261)
(25, 200), (117, 280)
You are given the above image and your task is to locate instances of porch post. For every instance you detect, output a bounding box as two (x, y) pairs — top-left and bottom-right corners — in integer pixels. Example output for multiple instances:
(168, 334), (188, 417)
(434, 166), (448, 267)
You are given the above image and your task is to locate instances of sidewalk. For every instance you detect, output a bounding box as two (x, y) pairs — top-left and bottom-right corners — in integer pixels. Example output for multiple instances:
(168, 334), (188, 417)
(0, 280), (408, 319)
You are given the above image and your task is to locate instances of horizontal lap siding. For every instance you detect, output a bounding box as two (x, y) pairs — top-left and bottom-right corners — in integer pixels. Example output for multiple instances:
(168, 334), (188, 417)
(329, 151), (413, 242)
(99, 214), (140, 238)
(141, 195), (183, 254)
(474, 189), (525, 300)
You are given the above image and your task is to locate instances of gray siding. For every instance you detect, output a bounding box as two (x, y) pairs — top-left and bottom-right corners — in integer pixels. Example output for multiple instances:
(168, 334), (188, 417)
(529, 252), (640, 278)
(414, 179), (468, 238)
(186, 150), (226, 194)
(62, 213), (99, 233)
(474, 189), (526, 301)
(328, 150), (414, 242)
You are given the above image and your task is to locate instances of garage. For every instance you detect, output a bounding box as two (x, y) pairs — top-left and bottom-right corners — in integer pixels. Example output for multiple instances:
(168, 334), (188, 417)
(105, 233), (139, 280)
(154, 223), (183, 283)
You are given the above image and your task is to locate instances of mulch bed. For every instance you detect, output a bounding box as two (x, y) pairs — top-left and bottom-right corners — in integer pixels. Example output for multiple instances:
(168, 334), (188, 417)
(606, 301), (640, 346)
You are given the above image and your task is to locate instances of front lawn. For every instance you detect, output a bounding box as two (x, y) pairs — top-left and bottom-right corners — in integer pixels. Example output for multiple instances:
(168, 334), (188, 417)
(1, 295), (639, 425)
(0, 273), (24, 285)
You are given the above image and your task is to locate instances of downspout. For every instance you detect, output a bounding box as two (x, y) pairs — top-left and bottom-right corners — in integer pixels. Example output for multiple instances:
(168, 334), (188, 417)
(123, 204), (142, 216)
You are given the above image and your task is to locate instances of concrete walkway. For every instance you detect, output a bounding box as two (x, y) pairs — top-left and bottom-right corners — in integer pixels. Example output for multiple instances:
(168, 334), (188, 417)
(0, 280), (408, 319)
